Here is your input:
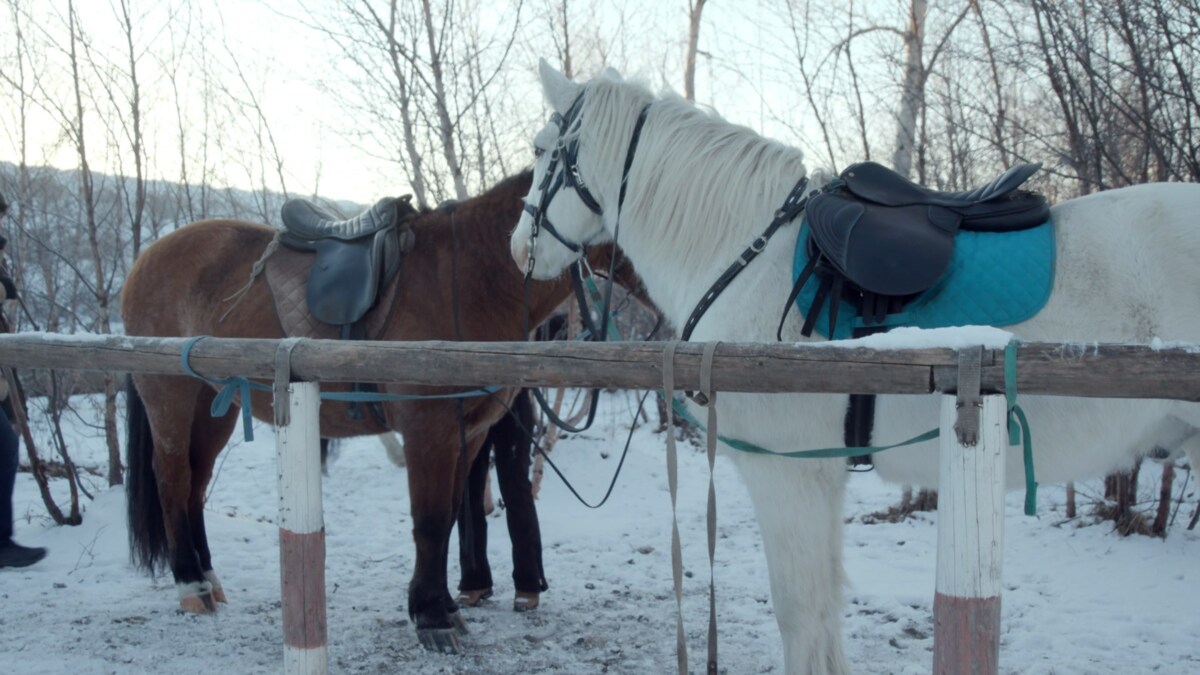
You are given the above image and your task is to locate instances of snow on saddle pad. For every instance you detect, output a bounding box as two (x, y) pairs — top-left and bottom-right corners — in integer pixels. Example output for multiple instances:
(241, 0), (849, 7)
(791, 218), (1056, 340)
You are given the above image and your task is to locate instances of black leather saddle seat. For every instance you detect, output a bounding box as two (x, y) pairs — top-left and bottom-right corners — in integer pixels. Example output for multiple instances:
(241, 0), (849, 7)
(281, 196), (411, 244)
(278, 195), (417, 327)
(806, 162), (1049, 297)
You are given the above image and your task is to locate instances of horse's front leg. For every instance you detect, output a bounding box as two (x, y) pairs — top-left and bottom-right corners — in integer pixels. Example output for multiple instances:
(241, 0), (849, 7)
(731, 452), (851, 675)
(403, 425), (484, 654)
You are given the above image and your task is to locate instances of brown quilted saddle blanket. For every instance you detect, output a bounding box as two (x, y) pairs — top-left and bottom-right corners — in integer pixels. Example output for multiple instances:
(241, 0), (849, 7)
(264, 243), (400, 340)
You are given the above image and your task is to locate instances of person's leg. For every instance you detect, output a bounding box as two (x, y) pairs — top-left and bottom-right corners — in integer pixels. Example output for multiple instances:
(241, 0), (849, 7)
(0, 407), (17, 546)
(0, 406), (45, 568)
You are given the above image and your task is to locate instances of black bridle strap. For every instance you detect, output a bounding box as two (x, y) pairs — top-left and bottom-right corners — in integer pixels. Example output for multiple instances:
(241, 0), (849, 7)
(526, 103), (652, 436)
(617, 105), (651, 215)
(563, 135), (603, 215)
(680, 176), (813, 341)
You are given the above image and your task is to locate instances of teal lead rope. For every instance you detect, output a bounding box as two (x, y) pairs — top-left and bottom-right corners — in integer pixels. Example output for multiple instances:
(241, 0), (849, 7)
(1005, 340), (1038, 515)
(180, 335), (500, 442)
(668, 338), (1038, 514)
(668, 397), (939, 459)
(181, 336), (270, 442)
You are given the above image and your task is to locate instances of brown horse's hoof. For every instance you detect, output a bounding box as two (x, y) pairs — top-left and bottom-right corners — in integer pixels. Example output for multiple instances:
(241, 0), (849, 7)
(178, 592), (217, 614)
(513, 591), (540, 612)
(417, 627), (463, 654)
(455, 588), (493, 607)
(450, 610), (469, 635)
(204, 572), (227, 604)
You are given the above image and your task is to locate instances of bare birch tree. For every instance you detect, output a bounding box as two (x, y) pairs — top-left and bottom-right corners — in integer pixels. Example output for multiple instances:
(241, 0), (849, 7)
(684, 0), (707, 101)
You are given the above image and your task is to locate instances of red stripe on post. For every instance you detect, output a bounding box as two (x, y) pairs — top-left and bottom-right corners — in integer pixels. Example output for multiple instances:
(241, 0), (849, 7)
(933, 593), (1001, 675)
(279, 527), (327, 650)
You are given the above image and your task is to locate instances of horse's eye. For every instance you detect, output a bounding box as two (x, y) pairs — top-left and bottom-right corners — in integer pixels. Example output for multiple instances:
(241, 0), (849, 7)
(534, 147), (545, 159)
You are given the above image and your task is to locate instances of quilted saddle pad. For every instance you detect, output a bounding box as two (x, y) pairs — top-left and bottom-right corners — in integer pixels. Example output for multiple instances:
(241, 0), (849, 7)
(791, 218), (1056, 340)
(264, 244), (401, 341)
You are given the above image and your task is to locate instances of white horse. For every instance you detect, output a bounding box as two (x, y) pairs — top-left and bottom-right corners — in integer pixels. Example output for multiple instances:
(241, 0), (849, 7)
(510, 60), (1200, 674)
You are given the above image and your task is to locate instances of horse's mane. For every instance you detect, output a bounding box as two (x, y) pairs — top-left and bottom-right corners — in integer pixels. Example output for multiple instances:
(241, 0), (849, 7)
(577, 76), (825, 273)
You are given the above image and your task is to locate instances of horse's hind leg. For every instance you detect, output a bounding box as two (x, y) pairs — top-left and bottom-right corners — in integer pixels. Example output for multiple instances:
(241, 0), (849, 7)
(186, 386), (239, 604)
(135, 375), (230, 613)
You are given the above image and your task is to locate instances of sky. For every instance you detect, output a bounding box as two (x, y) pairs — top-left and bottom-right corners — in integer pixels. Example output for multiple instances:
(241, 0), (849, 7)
(1, 0), (884, 206)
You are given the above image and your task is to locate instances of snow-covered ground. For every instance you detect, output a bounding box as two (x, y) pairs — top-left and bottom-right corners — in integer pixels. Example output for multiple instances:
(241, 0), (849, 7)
(2, 391), (1197, 674)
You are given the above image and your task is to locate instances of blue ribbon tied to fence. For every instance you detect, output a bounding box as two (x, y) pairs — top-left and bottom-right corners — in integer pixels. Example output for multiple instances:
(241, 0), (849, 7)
(180, 336), (499, 442)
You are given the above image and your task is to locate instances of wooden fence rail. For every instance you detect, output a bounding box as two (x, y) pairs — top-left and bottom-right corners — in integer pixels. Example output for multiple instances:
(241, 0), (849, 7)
(0, 333), (1197, 399)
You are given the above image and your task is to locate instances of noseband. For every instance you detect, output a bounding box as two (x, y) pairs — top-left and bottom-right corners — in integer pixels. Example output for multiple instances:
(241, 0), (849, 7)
(523, 91), (651, 275)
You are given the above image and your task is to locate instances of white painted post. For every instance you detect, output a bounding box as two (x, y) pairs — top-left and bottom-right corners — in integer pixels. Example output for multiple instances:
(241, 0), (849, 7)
(275, 382), (328, 675)
(933, 393), (1006, 675)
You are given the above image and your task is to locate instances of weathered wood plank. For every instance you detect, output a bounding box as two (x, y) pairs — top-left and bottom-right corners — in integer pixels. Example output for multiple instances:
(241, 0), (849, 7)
(0, 334), (1197, 399)
(933, 342), (1200, 402)
(0, 334), (949, 394)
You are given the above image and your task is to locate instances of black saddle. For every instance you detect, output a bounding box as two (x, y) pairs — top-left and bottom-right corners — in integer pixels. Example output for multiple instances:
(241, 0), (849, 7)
(806, 161), (1048, 299)
(279, 195), (417, 328)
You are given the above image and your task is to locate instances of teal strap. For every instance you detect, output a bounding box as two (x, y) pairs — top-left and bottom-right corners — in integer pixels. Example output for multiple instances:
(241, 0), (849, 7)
(582, 275), (625, 341)
(182, 336), (268, 442)
(1005, 340), (1038, 515)
(670, 395), (939, 459)
(180, 335), (502, 442)
(319, 386), (501, 402)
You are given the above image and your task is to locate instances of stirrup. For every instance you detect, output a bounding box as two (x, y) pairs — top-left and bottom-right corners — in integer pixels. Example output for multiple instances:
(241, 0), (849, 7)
(455, 588), (493, 607)
(513, 591), (540, 612)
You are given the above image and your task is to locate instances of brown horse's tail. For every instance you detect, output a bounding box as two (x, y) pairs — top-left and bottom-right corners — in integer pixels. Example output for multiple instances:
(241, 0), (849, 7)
(125, 378), (168, 572)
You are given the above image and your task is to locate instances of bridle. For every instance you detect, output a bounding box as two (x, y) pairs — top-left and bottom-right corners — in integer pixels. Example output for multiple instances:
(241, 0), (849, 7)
(520, 89), (652, 435)
(522, 90), (651, 277)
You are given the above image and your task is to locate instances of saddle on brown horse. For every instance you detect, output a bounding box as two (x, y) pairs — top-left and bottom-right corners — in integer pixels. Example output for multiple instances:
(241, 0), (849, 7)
(263, 196), (418, 341)
(273, 196), (418, 336)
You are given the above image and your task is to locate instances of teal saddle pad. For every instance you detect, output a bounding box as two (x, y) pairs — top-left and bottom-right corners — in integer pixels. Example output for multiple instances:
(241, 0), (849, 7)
(791, 218), (1056, 340)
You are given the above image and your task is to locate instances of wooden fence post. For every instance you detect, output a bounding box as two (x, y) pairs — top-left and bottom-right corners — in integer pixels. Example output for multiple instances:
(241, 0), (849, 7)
(933, 393), (1006, 675)
(275, 382), (328, 675)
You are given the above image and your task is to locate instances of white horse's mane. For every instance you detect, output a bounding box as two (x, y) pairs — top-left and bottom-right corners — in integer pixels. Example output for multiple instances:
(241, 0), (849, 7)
(577, 75), (826, 276)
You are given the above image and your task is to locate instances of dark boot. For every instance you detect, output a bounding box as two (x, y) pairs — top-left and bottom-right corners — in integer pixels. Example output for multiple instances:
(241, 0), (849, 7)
(0, 542), (46, 568)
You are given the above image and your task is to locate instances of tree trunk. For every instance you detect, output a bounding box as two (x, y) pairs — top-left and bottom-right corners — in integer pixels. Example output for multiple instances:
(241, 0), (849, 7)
(891, 0), (927, 178)
(117, 0), (147, 258)
(64, 1), (122, 487)
(421, 0), (468, 200)
(683, 0), (707, 102)
(1151, 461), (1173, 536)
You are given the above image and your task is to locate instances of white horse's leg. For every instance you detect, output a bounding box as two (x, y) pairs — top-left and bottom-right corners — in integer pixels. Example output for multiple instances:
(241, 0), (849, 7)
(730, 452), (850, 675)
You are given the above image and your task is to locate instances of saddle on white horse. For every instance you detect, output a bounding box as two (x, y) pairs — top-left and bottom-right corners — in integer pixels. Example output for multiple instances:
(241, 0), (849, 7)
(795, 162), (1049, 336)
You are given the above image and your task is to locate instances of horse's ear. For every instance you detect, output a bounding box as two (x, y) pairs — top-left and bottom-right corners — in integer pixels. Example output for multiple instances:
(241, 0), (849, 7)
(538, 57), (578, 113)
(601, 66), (622, 81)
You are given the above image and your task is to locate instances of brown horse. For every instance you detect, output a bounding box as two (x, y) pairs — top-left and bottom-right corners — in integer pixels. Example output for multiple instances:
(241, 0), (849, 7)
(120, 171), (639, 652)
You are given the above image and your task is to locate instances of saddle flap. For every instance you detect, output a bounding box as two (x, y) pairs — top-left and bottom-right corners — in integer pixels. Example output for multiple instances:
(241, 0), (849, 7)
(808, 192), (956, 296)
(306, 230), (393, 326)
